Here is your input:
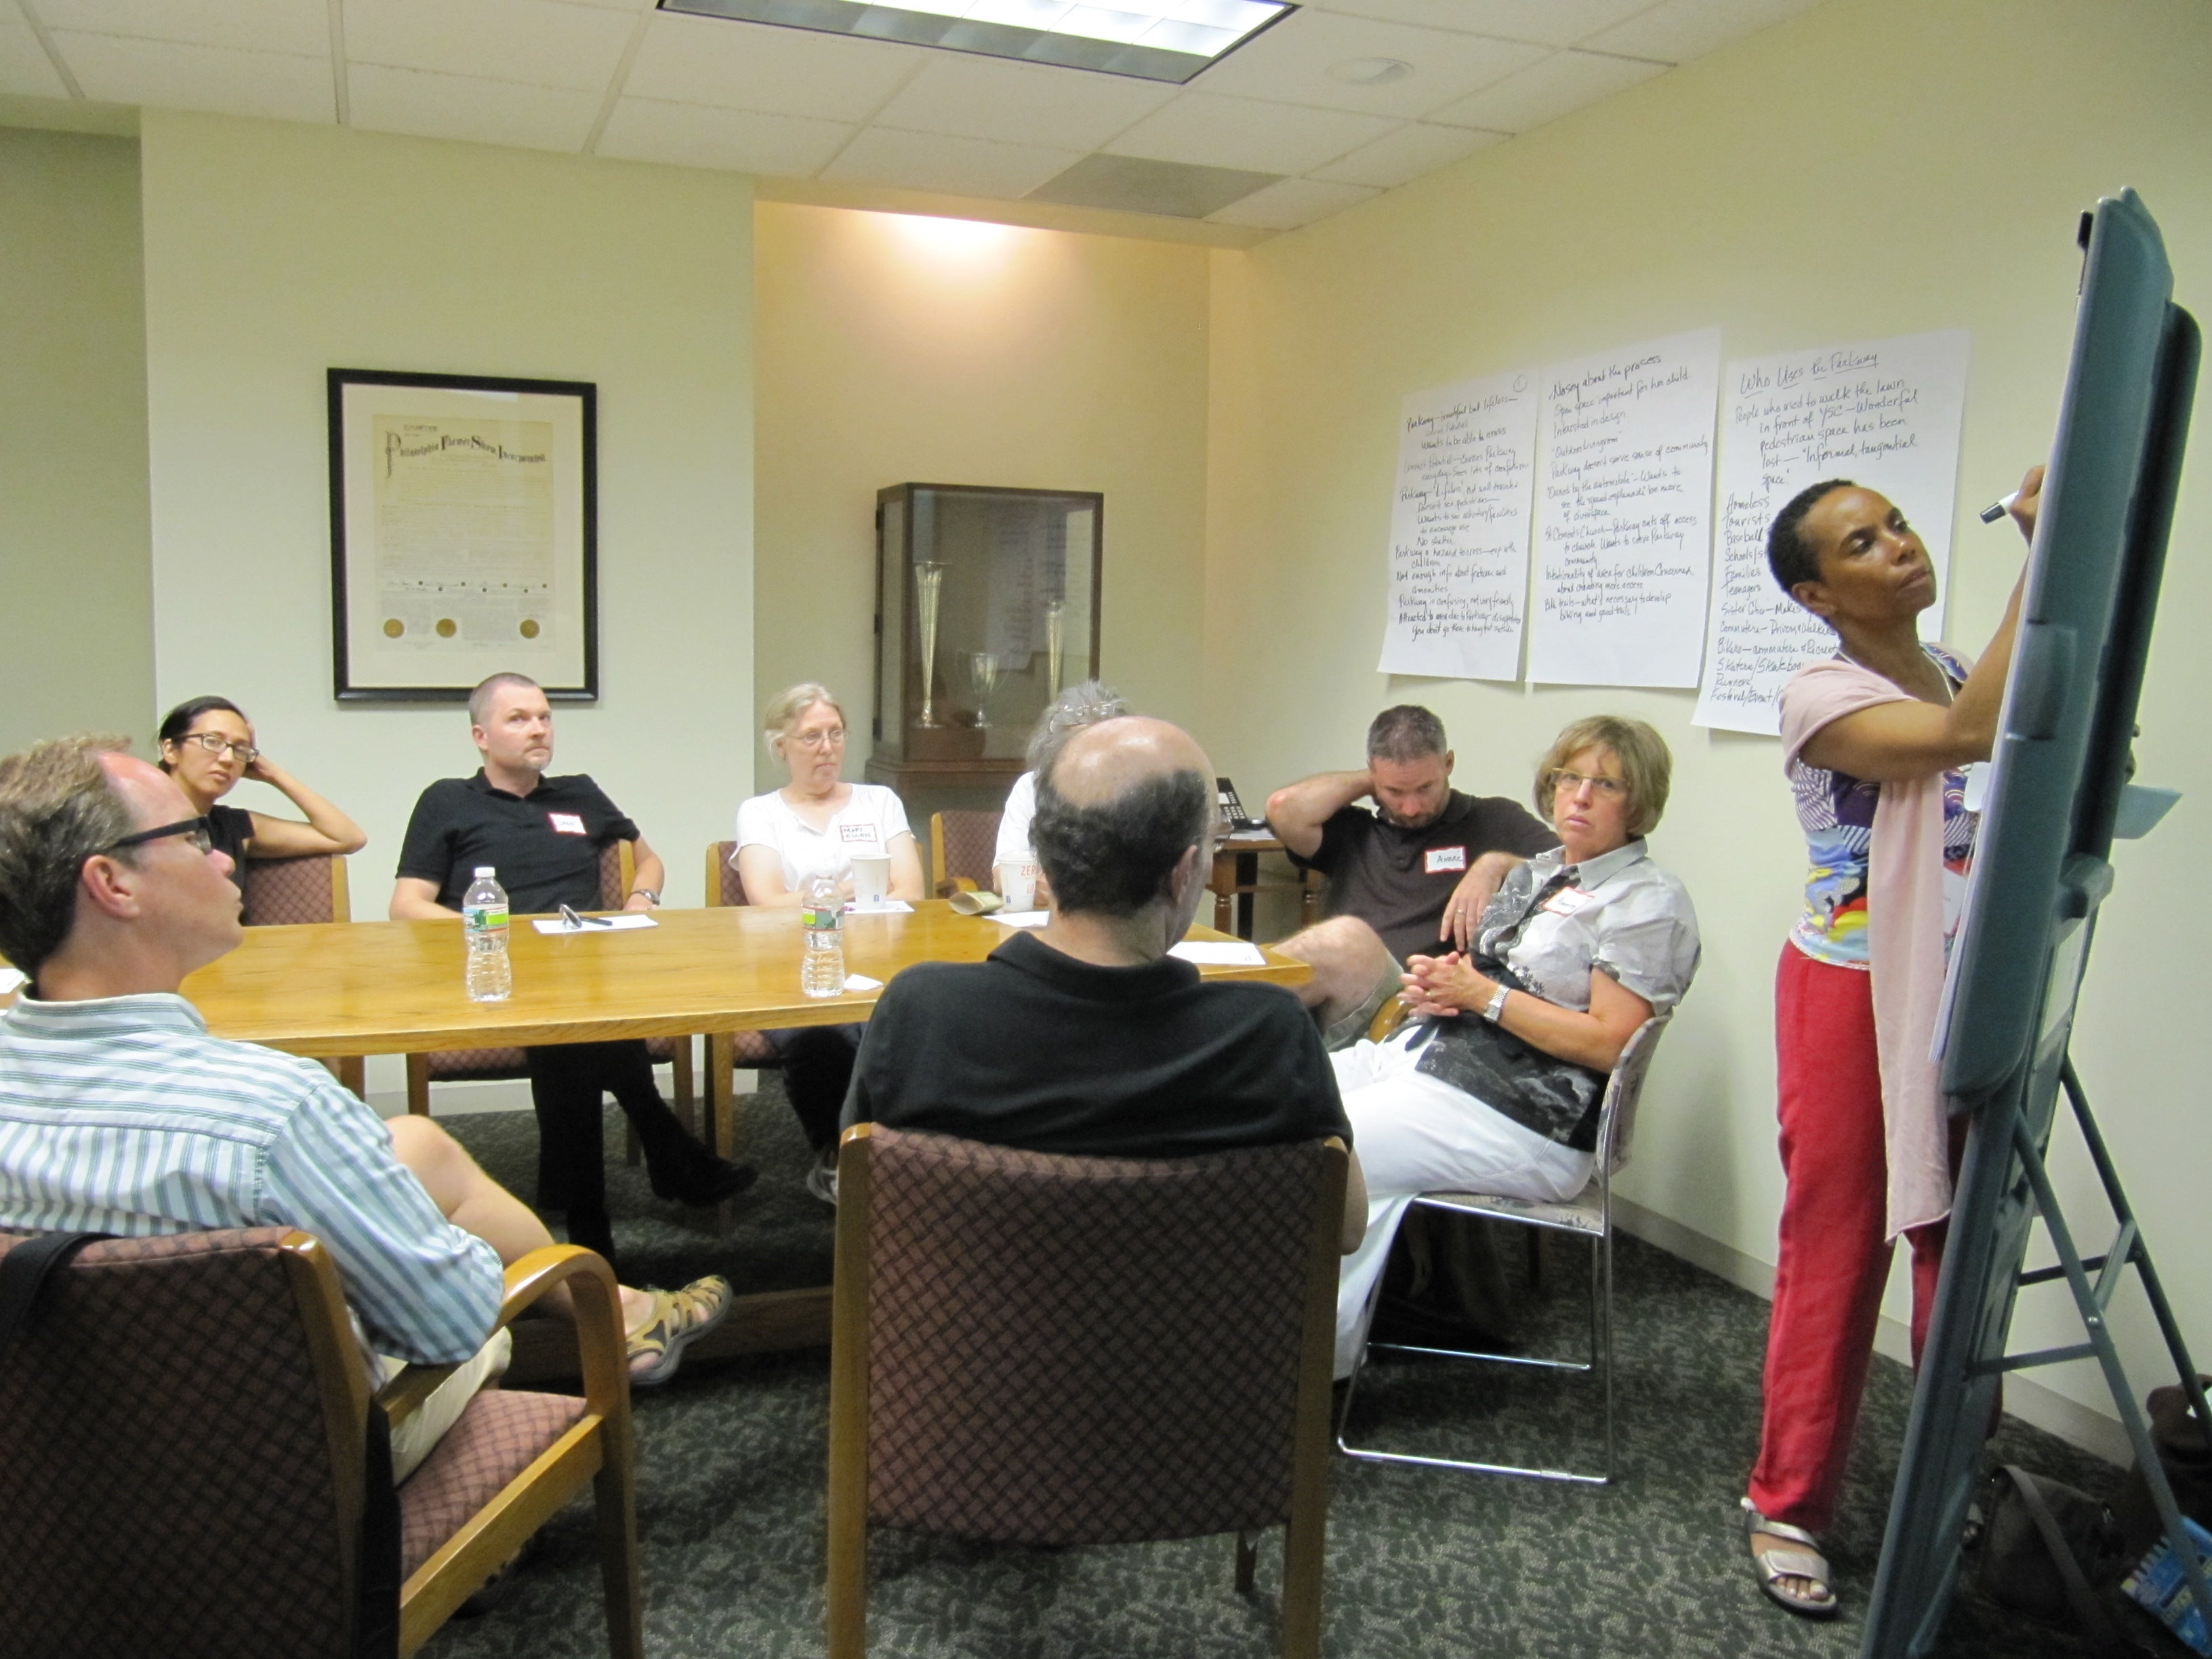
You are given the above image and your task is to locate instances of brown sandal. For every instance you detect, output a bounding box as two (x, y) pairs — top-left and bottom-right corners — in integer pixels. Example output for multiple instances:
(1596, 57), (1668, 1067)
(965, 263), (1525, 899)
(626, 1275), (733, 1387)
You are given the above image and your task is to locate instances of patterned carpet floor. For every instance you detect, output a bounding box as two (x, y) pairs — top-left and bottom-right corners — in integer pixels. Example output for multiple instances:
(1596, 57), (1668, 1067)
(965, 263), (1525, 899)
(419, 1083), (2127, 1659)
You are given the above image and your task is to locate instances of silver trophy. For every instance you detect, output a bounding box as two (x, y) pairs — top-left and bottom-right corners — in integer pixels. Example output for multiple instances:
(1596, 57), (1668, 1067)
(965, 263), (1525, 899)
(966, 651), (1001, 728)
(914, 562), (946, 729)
(1044, 598), (1067, 701)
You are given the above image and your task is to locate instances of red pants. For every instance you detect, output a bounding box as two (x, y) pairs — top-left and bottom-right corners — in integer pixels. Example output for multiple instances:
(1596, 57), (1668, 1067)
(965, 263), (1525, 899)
(1747, 943), (1950, 1534)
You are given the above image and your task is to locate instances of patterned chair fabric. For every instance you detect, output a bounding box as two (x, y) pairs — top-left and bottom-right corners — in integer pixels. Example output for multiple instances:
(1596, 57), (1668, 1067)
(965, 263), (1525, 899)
(0, 1227), (360, 1658)
(241, 853), (344, 926)
(707, 840), (778, 1067)
(398, 1389), (586, 1578)
(930, 810), (1003, 896)
(859, 1129), (1330, 1545)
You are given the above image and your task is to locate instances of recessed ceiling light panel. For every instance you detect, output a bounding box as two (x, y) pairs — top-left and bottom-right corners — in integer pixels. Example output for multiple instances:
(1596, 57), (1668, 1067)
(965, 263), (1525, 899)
(660, 0), (1296, 85)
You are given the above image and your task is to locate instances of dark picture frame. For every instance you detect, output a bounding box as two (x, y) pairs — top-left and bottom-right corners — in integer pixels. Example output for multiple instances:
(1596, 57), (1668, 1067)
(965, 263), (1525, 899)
(328, 368), (598, 702)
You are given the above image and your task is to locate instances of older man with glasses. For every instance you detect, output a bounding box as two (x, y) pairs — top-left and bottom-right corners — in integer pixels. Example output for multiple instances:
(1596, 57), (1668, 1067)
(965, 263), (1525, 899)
(0, 737), (735, 1457)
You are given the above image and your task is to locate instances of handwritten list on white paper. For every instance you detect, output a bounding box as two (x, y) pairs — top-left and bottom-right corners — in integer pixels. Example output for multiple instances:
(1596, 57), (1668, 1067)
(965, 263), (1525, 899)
(1376, 371), (1539, 681)
(1692, 330), (1971, 734)
(1529, 329), (1721, 687)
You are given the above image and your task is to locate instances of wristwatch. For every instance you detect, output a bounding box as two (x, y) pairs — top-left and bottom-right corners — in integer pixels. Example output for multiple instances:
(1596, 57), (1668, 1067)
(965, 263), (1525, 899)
(1481, 982), (1510, 1023)
(632, 888), (661, 908)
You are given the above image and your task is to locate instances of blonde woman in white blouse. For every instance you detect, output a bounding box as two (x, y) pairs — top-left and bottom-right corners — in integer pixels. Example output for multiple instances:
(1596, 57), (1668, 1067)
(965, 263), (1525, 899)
(734, 684), (925, 909)
(733, 684), (923, 1198)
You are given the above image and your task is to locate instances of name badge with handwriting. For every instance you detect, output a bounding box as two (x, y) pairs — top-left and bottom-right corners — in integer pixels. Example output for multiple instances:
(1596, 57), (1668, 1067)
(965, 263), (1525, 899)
(1425, 846), (1467, 874)
(1543, 886), (1595, 917)
(839, 823), (878, 845)
(548, 812), (587, 836)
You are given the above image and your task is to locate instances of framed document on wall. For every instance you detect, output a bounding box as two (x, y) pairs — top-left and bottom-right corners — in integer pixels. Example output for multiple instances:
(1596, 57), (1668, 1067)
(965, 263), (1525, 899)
(328, 368), (598, 701)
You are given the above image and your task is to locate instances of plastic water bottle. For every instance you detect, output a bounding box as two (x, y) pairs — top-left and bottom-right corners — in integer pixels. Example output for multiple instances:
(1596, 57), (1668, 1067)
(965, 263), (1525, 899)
(800, 869), (845, 998)
(462, 867), (512, 1003)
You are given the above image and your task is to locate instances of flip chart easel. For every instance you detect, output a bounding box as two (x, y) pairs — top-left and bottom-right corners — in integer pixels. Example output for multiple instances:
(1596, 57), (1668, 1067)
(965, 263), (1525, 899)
(1862, 189), (2205, 1658)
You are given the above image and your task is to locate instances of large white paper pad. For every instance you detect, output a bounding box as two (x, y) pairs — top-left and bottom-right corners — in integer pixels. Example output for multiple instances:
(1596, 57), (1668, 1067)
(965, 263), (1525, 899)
(1694, 330), (1971, 735)
(1376, 370), (1539, 680)
(1529, 329), (1721, 687)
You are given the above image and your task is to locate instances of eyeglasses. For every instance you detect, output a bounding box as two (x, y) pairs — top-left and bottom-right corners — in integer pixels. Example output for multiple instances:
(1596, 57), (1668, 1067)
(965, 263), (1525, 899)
(1550, 770), (1628, 800)
(173, 732), (258, 764)
(96, 816), (214, 857)
(790, 728), (846, 750)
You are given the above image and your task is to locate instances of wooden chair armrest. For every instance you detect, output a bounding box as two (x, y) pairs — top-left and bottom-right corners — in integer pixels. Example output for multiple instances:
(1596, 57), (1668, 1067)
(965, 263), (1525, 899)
(1367, 996), (1411, 1044)
(377, 1246), (629, 1425)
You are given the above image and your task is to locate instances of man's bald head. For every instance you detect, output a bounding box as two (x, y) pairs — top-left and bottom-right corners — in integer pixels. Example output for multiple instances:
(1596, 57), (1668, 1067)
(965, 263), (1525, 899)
(1033, 716), (1216, 922)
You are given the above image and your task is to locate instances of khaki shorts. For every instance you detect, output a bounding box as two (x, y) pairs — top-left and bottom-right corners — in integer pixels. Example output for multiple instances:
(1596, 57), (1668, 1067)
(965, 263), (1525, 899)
(380, 1326), (514, 1482)
(1319, 953), (1405, 1051)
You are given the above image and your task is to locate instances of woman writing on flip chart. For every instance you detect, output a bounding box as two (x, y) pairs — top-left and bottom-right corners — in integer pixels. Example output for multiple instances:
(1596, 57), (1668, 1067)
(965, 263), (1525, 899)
(1742, 467), (2041, 1620)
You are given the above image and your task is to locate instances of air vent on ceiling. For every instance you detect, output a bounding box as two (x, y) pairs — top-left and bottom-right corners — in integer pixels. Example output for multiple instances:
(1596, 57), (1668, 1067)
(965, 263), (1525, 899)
(1027, 154), (1279, 220)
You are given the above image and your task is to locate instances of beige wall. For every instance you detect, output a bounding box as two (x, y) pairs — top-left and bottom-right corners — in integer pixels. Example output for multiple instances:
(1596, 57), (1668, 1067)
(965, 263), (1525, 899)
(752, 201), (1211, 797)
(1203, 0), (2212, 1441)
(138, 111), (754, 934)
(0, 128), (152, 754)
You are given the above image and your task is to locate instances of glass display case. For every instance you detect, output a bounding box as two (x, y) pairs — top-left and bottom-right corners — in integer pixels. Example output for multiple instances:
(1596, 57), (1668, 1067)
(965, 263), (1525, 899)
(867, 483), (1103, 805)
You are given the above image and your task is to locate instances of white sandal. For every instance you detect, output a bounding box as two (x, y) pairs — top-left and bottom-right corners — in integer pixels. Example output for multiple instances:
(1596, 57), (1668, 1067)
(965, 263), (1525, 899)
(1743, 1498), (1840, 1619)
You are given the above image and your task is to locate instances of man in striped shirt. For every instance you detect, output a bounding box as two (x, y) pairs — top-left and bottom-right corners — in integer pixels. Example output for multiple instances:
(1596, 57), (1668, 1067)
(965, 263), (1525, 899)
(0, 738), (732, 1466)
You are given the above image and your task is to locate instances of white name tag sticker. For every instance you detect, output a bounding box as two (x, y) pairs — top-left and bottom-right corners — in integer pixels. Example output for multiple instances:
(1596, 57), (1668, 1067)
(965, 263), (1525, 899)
(1424, 846), (1467, 874)
(548, 813), (587, 836)
(1543, 886), (1595, 916)
(838, 823), (876, 845)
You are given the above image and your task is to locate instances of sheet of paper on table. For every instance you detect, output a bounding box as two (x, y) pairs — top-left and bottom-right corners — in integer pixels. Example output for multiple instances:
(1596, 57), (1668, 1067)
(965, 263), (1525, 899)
(531, 914), (660, 934)
(845, 900), (914, 914)
(992, 910), (1050, 928)
(844, 974), (883, 991)
(1170, 941), (1267, 966)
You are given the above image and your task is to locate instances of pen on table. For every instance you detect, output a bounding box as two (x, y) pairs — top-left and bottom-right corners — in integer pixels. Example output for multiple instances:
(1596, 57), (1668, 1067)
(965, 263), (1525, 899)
(558, 903), (611, 929)
(1978, 490), (2022, 524)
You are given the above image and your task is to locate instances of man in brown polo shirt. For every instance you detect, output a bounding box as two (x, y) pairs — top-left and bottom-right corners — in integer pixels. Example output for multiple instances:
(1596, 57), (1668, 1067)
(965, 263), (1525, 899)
(1265, 705), (1556, 1046)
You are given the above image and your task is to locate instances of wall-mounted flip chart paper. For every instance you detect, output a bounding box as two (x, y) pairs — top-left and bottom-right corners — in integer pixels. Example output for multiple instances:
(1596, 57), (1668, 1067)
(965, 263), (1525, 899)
(1529, 328), (1721, 688)
(1692, 329), (1971, 735)
(1376, 370), (1540, 680)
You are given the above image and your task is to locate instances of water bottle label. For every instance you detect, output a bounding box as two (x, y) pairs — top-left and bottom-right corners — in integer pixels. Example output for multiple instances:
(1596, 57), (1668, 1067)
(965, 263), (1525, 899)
(463, 904), (508, 930)
(801, 905), (840, 930)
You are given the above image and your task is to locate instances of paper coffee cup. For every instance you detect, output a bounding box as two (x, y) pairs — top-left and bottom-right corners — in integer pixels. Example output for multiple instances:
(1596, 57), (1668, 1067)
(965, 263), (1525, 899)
(852, 853), (892, 905)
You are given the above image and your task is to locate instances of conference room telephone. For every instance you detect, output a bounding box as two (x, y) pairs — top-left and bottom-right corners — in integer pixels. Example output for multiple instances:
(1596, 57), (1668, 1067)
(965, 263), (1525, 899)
(1217, 779), (1263, 833)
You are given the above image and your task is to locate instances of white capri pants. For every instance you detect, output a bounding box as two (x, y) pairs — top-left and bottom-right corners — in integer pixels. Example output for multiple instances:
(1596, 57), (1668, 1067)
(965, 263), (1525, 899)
(1332, 1033), (1593, 1376)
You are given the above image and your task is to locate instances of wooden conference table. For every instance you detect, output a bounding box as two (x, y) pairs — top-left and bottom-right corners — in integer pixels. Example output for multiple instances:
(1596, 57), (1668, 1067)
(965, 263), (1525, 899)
(180, 899), (1310, 1369)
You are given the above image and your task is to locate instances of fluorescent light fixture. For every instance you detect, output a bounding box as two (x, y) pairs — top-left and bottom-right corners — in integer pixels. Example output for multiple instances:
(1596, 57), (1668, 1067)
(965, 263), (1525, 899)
(659, 0), (1295, 85)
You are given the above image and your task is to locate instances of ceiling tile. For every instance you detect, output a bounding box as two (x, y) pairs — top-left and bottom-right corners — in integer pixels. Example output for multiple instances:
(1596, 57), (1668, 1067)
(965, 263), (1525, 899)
(1311, 0), (1655, 49)
(54, 32), (333, 121)
(0, 22), (68, 96)
(623, 12), (920, 123)
(823, 126), (1083, 199)
(1586, 0), (1822, 63)
(1192, 9), (1544, 119)
(32, 0), (328, 57)
(869, 52), (1174, 150)
(1307, 119), (1502, 188)
(347, 62), (599, 150)
(1425, 47), (1664, 132)
(1105, 90), (1397, 176)
(341, 0), (634, 93)
(1205, 175), (1378, 230)
(596, 96), (851, 175)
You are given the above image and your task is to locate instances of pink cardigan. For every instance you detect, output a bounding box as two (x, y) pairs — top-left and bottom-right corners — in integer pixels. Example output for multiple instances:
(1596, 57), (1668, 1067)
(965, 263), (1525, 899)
(1780, 658), (1967, 1238)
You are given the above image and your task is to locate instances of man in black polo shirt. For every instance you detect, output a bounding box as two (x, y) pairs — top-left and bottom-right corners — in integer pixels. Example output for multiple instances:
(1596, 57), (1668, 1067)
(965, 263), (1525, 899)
(843, 715), (1366, 1252)
(392, 673), (751, 1261)
(1265, 705), (1556, 1047)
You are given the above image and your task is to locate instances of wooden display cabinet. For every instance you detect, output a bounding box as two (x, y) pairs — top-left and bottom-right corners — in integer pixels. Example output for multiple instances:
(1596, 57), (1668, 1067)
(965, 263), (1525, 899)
(867, 483), (1103, 811)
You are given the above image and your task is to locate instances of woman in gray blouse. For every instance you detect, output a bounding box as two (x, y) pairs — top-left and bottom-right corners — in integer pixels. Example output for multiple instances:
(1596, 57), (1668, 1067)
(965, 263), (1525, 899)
(1328, 714), (1700, 1376)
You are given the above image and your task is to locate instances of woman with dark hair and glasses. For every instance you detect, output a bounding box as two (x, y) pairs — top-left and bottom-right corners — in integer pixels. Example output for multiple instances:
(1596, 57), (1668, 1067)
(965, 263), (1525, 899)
(155, 697), (366, 874)
(1739, 467), (2040, 1620)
